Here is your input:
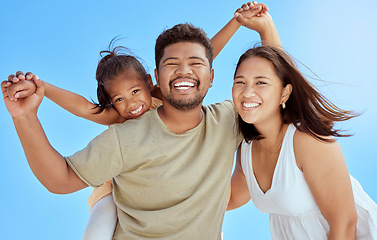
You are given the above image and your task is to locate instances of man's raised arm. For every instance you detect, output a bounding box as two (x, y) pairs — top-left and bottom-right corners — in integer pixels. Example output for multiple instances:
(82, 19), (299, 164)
(2, 72), (87, 194)
(235, 2), (281, 47)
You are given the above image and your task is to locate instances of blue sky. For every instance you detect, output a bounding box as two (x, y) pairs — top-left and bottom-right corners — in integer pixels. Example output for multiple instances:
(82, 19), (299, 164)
(1, 0), (377, 239)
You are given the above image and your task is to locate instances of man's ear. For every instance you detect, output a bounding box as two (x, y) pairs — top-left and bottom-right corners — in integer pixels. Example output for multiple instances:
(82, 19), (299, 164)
(154, 69), (159, 88)
(209, 68), (214, 88)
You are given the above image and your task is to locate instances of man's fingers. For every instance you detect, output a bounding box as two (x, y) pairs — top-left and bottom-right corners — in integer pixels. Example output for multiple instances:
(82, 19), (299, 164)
(8, 74), (17, 83)
(235, 5), (262, 24)
(25, 72), (35, 80)
(241, 3), (250, 10)
(1, 81), (12, 98)
(16, 71), (25, 78)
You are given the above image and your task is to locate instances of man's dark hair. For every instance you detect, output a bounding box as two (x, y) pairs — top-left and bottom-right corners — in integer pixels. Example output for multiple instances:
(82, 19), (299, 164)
(155, 23), (213, 69)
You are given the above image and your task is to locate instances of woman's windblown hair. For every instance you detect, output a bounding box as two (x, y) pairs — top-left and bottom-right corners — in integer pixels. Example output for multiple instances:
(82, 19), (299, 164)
(235, 45), (359, 142)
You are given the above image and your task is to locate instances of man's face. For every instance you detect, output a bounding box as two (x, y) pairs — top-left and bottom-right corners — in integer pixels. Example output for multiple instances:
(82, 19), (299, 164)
(155, 42), (214, 111)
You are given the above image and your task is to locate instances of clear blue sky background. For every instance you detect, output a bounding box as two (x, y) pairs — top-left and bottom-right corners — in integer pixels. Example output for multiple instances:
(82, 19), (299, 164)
(1, 0), (377, 239)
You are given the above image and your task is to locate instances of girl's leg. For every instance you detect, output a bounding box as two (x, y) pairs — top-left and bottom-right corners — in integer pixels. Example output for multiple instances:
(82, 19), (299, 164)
(82, 195), (117, 240)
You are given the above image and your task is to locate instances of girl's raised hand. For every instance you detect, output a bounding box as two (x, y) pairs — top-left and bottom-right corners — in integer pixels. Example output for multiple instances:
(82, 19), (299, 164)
(6, 72), (37, 101)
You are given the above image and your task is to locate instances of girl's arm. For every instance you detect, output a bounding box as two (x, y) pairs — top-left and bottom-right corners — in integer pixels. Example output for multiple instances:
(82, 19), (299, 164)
(294, 131), (357, 240)
(7, 72), (126, 126)
(227, 146), (251, 210)
(44, 82), (126, 125)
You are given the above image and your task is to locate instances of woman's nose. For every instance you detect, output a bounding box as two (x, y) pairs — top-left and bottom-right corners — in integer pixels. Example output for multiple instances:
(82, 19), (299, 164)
(243, 85), (256, 98)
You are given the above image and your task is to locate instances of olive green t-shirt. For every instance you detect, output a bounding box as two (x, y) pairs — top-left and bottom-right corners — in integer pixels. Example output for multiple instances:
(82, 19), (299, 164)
(66, 100), (242, 240)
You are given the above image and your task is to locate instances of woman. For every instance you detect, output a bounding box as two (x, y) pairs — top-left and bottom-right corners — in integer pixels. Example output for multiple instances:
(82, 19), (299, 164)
(228, 45), (377, 239)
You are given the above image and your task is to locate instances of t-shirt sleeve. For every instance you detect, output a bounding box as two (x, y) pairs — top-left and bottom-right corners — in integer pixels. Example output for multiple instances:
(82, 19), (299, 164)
(221, 100), (243, 145)
(65, 125), (124, 187)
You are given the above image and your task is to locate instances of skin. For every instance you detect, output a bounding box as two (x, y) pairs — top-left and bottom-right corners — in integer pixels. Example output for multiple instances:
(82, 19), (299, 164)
(2, 0), (282, 191)
(154, 42), (214, 134)
(2, 74), (88, 193)
(229, 56), (357, 239)
(2, 3), (285, 240)
(104, 70), (154, 119)
(5, 1), (280, 128)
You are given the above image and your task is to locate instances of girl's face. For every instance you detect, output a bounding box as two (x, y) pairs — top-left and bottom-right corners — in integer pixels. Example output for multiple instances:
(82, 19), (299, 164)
(232, 56), (291, 126)
(104, 70), (153, 119)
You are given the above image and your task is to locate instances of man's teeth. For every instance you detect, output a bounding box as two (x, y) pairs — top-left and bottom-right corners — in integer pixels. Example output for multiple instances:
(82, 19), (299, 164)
(130, 105), (142, 114)
(174, 81), (195, 89)
(243, 102), (260, 108)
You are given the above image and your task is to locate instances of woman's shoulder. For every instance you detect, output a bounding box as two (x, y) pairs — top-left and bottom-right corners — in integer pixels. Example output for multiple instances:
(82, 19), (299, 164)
(293, 127), (342, 170)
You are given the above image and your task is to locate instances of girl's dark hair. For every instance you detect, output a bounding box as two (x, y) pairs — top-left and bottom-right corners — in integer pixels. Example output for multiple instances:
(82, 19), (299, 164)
(94, 38), (148, 113)
(235, 45), (359, 142)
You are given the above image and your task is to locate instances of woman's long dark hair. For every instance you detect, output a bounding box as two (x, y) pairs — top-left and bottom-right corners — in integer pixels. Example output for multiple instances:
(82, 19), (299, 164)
(235, 45), (359, 142)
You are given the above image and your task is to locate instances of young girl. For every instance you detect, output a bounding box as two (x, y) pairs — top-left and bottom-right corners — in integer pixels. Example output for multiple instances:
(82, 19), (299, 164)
(228, 45), (377, 239)
(5, 2), (273, 239)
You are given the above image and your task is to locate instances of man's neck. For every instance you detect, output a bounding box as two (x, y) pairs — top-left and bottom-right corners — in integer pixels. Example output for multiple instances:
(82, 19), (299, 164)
(157, 102), (203, 134)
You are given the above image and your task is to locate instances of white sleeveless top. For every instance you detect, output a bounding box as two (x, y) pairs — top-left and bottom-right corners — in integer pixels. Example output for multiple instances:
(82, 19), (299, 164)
(241, 124), (377, 239)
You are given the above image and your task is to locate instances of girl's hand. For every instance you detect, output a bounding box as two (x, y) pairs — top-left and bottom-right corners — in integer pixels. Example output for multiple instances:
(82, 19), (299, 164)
(2, 71), (45, 119)
(6, 72), (37, 101)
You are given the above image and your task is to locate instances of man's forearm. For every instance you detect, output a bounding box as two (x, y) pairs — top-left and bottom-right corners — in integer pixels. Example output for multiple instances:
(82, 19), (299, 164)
(211, 17), (242, 59)
(13, 114), (81, 193)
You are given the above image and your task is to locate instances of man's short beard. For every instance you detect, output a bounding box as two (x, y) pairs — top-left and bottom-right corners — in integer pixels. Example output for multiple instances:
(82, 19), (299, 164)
(164, 93), (204, 111)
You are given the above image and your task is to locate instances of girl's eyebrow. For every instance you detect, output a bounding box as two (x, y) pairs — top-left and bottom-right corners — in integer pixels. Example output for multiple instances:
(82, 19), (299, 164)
(110, 93), (119, 100)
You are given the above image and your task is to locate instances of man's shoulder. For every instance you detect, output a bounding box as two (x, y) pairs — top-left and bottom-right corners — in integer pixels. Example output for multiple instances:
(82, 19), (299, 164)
(203, 100), (235, 114)
(111, 109), (159, 131)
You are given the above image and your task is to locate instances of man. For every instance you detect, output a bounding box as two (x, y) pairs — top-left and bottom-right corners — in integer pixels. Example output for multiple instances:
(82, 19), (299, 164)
(3, 3), (280, 239)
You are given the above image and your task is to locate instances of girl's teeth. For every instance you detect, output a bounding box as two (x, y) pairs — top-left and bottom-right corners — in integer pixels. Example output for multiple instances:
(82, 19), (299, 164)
(130, 105), (142, 114)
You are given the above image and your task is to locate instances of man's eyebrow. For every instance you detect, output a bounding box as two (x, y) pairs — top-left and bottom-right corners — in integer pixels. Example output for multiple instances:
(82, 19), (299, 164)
(189, 56), (206, 61)
(162, 56), (206, 63)
(162, 57), (179, 63)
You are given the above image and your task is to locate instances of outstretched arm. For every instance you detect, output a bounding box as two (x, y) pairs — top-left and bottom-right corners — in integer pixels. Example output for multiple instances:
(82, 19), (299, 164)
(44, 81), (126, 125)
(2, 72), (88, 194)
(6, 72), (126, 126)
(211, 2), (266, 59)
(211, 18), (241, 60)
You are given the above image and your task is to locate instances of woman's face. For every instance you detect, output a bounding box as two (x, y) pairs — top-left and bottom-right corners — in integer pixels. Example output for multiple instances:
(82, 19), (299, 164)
(232, 56), (290, 126)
